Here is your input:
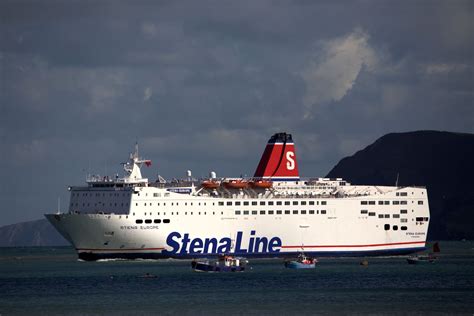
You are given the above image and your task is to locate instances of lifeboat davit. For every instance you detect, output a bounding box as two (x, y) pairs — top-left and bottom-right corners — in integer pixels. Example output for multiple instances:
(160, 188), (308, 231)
(250, 180), (272, 189)
(223, 180), (249, 189)
(201, 180), (220, 189)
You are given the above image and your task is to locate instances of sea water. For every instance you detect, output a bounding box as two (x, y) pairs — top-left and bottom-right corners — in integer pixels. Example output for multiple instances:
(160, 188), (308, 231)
(0, 241), (473, 315)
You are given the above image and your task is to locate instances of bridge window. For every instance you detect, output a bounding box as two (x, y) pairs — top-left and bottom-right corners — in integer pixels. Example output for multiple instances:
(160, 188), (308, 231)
(227, 202), (232, 206)
(154, 219), (161, 223)
(252, 201), (257, 206)
(418, 201), (424, 205)
(361, 210), (368, 214)
(252, 210), (257, 215)
(368, 212), (375, 216)
(268, 210), (274, 215)
(163, 219), (170, 224)
(309, 201), (315, 205)
(260, 201), (265, 206)
(244, 202), (249, 206)
(393, 225), (398, 231)
(136, 219), (143, 224)
(260, 210), (265, 215)
(401, 226), (407, 230)
(244, 211), (249, 215)
(235, 211), (241, 215)
(145, 219), (152, 224)
(284, 210), (290, 214)
(301, 210), (307, 214)
(309, 210), (315, 214)
(321, 210), (327, 214)
(384, 224), (390, 230)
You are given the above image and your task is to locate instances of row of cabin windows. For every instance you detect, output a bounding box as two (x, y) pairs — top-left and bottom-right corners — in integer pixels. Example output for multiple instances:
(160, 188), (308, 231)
(220, 201), (326, 206)
(361, 210), (407, 217)
(72, 192), (130, 197)
(134, 201), (327, 207)
(137, 210), (328, 216)
(135, 219), (170, 224)
(361, 200), (410, 205)
(384, 224), (407, 231)
(140, 211), (225, 216)
(378, 214), (401, 219)
(73, 202), (129, 207)
(234, 210), (326, 215)
(361, 210), (402, 219)
(416, 217), (429, 222)
(395, 192), (409, 196)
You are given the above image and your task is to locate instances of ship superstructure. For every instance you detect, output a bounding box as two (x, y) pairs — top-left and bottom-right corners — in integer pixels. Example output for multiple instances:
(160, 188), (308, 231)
(46, 133), (430, 261)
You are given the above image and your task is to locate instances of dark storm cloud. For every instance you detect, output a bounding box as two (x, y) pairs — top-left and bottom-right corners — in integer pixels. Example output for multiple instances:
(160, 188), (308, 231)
(1, 0), (473, 225)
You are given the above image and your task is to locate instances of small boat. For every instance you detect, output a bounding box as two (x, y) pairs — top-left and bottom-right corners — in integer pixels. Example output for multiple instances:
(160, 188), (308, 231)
(191, 255), (247, 272)
(223, 180), (249, 189)
(407, 242), (440, 264)
(250, 180), (273, 189)
(407, 255), (437, 264)
(285, 253), (318, 269)
(201, 180), (220, 189)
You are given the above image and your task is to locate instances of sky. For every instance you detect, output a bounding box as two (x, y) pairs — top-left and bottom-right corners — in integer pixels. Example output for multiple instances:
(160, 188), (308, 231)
(1, 0), (473, 226)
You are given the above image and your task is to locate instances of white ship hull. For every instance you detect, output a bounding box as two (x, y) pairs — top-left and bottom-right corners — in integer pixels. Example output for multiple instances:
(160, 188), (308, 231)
(45, 133), (430, 261)
(46, 186), (429, 261)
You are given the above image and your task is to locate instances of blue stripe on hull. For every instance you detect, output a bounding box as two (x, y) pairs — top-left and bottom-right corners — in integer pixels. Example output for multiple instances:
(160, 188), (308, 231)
(78, 247), (426, 261)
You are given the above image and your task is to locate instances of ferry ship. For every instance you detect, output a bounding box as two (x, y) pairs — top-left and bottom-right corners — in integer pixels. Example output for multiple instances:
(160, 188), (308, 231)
(45, 133), (430, 261)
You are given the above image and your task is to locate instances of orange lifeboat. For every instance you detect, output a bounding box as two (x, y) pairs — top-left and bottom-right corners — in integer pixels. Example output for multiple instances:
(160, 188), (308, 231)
(223, 180), (249, 189)
(201, 180), (220, 189)
(250, 180), (273, 189)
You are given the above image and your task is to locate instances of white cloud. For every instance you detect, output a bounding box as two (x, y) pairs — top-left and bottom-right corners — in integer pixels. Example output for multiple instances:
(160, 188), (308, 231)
(301, 28), (379, 117)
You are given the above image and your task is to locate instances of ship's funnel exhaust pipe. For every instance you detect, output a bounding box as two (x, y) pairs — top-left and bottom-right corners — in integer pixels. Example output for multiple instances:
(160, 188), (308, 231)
(253, 132), (300, 181)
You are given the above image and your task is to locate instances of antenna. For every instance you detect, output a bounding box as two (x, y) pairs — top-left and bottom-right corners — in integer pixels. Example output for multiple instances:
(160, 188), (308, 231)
(395, 173), (399, 187)
(57, 197), (61, 214)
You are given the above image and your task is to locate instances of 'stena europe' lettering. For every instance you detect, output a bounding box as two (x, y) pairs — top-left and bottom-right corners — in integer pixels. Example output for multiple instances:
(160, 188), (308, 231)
(162, 231), (282, 255)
